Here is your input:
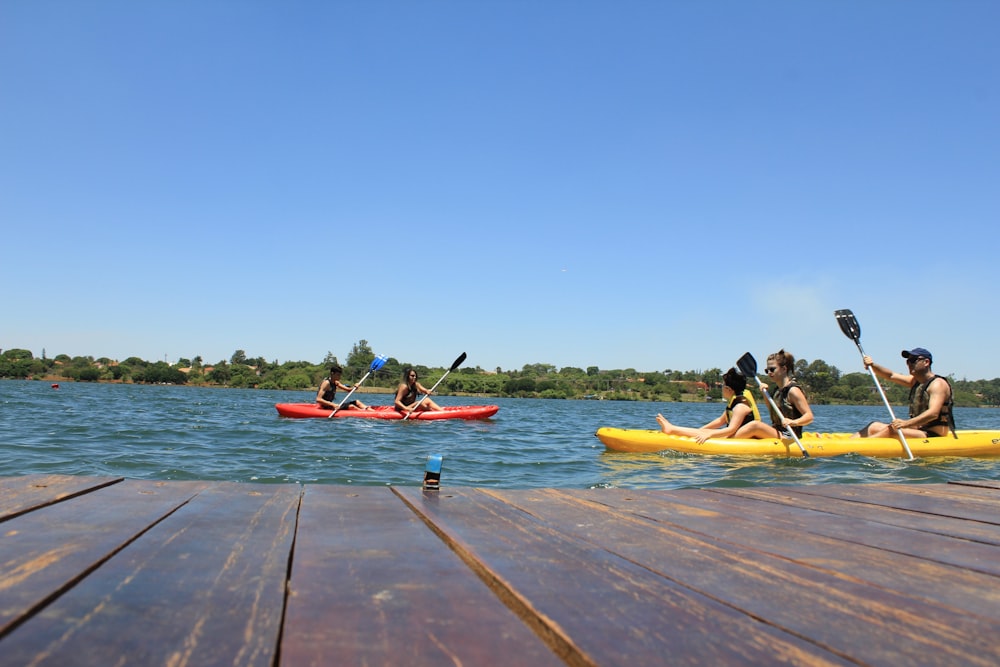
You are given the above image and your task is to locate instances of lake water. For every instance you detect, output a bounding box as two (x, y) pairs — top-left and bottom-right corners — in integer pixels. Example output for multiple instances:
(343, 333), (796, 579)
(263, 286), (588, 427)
(3, 380), (1000, 489)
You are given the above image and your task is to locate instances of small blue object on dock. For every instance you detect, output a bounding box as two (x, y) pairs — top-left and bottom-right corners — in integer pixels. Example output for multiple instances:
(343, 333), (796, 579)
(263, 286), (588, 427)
(423, 454), (443, 490)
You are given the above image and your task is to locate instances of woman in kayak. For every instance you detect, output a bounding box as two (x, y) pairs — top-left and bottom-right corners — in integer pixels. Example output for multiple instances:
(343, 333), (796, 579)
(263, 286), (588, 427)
(656, 368), (759, 443)
(736, 349), (813, 439)
(394, 368), (445, 415)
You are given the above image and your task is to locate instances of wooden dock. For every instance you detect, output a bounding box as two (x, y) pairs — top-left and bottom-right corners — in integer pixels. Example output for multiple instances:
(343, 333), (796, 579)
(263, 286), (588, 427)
(3, 475), (1000, 666)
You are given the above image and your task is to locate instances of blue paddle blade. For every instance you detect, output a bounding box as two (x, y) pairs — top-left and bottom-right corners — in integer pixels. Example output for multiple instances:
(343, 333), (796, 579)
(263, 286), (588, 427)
(370, 354), (388, 371)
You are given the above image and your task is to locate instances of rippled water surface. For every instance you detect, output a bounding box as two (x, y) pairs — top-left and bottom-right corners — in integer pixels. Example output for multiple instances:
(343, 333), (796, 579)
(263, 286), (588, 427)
(3, 380), (1000, 489)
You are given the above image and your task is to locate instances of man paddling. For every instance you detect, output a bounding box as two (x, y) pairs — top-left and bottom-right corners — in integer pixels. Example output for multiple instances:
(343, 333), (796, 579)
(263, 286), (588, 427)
(317, 365), (370, 412)
(854, 347), (954, 439)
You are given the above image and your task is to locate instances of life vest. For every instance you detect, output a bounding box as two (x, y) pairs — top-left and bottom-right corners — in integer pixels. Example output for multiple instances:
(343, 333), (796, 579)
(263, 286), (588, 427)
(742, 389), (761, 422)
(399, 383), (418, 406)
(726, 393), (758, 430)
(771, 381), (806, 437)
(908, 375), (956, 437)
(320, 379), (338, 403)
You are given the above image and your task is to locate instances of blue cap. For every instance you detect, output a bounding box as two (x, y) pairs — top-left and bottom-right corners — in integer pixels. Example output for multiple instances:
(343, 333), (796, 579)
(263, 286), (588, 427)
(901, 347), (932, 363)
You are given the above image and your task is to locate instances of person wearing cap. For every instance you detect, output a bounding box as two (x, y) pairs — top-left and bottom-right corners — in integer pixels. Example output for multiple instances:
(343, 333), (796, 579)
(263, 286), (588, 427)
(854, 347), (954, 439)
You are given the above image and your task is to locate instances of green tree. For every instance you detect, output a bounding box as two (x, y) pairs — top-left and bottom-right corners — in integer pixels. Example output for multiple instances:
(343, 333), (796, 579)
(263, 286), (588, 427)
(78, 367), (101, 382)
(281, 372), (312, 390)
(207, 362), (232, 385)
(0, 349), (34, 378)
(702, 368), (723, 387)
(797, 359), (840, 395)
(230, 364), (258, 388)
(504, 377), (536, 395)
(346, 340), (374, 379)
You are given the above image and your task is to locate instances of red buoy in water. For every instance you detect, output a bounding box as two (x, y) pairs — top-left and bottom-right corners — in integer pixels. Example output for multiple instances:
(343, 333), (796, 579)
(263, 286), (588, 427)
(51, 383), (59, 389)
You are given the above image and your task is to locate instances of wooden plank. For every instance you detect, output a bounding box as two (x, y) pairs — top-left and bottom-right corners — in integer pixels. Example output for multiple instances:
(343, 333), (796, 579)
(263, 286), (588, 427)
(0, 479), (207, 638)
(713, 489), (1000, 560)
(486, 488), (1000, 667)
(954, 480), (1000, 491)
(561, 487), (1000, 619)
(834, 481), (1000, 507)
(0, 475), (122, 521)
(704, 487), (1000, 578)
(280, 486), (563, 667)
(710, 485), (1000, 546)
(396, 487), (854, 667)
(759, 483), (1000, 524)
(0, 481), (299, 667)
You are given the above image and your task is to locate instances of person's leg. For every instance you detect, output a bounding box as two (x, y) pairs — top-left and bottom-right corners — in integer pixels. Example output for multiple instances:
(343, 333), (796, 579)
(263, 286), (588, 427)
(734, 421), (781, 440)
(854, 420), (888, 438)
(656, 414), (704, 438)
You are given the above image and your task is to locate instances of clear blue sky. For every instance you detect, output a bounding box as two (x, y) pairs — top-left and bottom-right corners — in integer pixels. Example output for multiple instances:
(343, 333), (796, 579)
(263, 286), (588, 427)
(3, 1), (998, 380)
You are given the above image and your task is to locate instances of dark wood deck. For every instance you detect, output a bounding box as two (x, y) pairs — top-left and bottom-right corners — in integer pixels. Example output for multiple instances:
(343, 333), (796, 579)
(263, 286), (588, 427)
(3, 475), (1000, 666)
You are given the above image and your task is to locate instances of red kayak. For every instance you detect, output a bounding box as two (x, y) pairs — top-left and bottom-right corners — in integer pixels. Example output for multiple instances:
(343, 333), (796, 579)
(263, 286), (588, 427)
(275, 403), (499, 420)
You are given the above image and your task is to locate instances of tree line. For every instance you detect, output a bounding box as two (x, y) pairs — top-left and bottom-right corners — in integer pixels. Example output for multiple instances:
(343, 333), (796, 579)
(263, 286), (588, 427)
(3, 342), (1000, 407)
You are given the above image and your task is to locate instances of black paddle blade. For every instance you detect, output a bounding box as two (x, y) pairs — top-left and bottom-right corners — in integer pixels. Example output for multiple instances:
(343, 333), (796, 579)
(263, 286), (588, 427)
(450, 352), (467, 371)
(834, 309), (861, 342)
(735, 352), (758, 378)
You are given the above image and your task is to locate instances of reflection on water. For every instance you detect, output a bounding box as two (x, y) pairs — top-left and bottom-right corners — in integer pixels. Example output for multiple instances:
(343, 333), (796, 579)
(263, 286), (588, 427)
(1, 380), (999, 490)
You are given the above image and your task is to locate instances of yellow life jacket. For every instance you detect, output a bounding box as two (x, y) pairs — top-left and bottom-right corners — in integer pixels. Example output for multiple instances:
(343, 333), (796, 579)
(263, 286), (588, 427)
(743, 389), (761, 422)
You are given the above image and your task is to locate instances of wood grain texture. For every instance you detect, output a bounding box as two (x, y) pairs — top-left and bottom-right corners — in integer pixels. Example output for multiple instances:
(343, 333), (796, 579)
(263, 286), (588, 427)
(3, 476), (1000, 667)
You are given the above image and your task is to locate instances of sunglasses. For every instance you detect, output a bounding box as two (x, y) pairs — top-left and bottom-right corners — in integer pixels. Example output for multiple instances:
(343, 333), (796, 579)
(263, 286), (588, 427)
(906, 356), (924, 366)
(765, 367), (777, 374)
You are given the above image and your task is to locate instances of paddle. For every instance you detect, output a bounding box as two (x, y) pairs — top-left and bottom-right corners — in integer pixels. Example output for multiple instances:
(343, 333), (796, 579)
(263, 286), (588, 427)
(328, 354), (388, 418)
(736, 352), (809, 458)
(402, 352), (467, 420)
(834, 309), (915, 460)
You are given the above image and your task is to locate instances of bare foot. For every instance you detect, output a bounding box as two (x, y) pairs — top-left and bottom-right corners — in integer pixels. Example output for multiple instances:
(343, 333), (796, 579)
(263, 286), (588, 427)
(656, 414), (672, 434)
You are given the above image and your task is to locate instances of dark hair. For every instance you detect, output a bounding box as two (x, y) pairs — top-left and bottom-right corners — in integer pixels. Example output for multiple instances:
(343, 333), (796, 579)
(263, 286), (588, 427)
(402, 367), (417, 381)
(722, 367), (746, 394)
(771, 349), (795, 373)
(329, 365), (343, 374)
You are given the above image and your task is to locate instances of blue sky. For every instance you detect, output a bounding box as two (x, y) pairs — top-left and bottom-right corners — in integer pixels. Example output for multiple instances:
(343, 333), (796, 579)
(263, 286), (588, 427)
(2, 1), (998, 380)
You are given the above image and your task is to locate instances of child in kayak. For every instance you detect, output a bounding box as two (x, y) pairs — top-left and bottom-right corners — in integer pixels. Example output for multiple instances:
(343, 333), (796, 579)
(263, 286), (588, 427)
(656, 368), (760, 444)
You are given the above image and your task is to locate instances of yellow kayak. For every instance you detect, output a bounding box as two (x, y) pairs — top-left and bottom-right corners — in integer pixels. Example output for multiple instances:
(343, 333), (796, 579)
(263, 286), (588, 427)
(595, 427), (1000, 458)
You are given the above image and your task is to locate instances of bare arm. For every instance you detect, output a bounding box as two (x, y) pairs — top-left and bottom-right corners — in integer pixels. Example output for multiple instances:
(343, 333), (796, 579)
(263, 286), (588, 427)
(864, 356), (914, 388)
(393, 384), (410, 411)
(711, 404), (752, 439)
(683, 404), (753, 443)
(786, 386), (814, 428)
(316, 380), (336, 409)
